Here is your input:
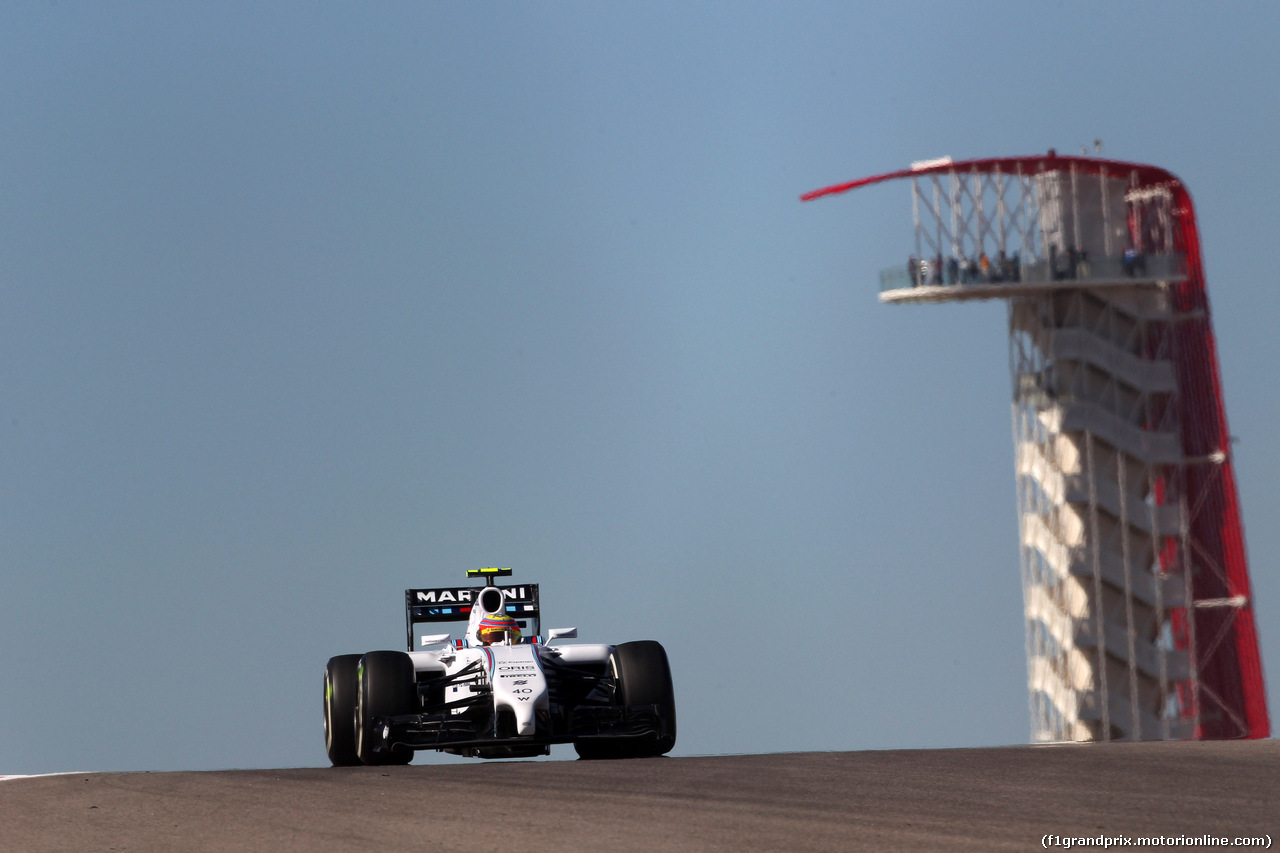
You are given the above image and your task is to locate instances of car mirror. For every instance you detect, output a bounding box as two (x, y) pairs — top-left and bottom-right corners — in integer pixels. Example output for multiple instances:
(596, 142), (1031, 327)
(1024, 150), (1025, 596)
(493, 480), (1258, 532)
(547, 627), (578, 641)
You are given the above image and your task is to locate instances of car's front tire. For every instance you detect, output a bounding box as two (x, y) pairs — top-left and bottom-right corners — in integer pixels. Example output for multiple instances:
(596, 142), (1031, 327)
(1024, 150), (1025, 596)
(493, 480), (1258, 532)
(355, 651), (416, 766)
(324, 654), (362, 766)
(574, 640), (676, 759)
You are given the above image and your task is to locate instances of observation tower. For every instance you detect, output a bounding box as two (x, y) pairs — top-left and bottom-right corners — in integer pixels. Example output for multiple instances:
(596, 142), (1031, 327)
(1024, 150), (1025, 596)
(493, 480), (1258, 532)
(804, 153), (1268, 742)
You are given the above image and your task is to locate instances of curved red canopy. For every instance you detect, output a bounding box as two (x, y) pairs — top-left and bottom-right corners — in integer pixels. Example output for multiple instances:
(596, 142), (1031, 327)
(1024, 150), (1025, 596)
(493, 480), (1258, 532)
(800, 153), (1180, 202)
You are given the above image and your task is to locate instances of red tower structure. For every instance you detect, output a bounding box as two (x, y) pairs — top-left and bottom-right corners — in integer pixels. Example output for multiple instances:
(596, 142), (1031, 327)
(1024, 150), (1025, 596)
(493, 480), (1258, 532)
(805, 154), (1268, 741)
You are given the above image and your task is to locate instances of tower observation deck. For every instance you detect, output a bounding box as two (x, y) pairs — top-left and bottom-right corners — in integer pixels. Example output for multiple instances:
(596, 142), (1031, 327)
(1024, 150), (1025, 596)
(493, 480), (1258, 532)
(804, 153), (1268, 742)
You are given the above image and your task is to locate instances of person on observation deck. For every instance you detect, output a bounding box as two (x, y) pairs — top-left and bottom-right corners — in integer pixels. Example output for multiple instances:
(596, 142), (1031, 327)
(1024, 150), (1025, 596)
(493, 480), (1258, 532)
(1122, 245), (1145, 277)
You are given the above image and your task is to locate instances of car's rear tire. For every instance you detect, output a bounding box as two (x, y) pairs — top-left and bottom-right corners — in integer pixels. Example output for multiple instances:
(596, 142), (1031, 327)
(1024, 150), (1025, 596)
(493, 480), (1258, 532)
(574, 640), (676, 759)
(356, 651), (416, 766)
(324, 654), (362, 766)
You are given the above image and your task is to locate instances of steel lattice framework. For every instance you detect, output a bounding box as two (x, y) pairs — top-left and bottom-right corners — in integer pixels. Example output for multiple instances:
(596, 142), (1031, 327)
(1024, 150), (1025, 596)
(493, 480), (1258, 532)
(804, 153), (1268, 741)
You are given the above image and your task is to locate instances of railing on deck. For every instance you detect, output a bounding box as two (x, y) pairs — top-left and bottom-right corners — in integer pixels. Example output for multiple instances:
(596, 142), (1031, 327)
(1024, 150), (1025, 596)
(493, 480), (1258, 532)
(880, 252), (1186, 294)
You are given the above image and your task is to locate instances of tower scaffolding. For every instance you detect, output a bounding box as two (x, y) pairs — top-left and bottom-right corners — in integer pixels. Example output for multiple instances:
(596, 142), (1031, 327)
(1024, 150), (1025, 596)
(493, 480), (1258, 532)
(804, 153), (1268, 742)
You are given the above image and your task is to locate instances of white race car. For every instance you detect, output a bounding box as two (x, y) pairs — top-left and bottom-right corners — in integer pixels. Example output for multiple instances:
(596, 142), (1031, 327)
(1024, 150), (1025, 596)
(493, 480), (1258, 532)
(324, 568), (676, 764)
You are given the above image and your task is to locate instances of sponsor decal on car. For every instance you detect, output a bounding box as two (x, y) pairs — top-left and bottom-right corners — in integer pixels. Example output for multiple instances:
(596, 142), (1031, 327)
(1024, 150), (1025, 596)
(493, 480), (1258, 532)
(413, 587), (532, 604)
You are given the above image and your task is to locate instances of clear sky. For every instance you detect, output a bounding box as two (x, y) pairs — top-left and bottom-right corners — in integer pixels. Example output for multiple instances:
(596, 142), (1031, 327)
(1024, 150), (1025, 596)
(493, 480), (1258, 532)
(3, 2), (1279, 773)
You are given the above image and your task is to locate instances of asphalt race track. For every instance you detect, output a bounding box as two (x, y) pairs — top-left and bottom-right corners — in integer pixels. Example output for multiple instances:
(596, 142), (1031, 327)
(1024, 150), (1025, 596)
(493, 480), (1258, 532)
(2, 740), (1275, 851)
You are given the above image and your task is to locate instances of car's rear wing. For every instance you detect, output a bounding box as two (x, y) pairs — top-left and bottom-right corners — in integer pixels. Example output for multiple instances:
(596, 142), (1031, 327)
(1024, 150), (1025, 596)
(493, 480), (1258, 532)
(404, 583), (541, 651)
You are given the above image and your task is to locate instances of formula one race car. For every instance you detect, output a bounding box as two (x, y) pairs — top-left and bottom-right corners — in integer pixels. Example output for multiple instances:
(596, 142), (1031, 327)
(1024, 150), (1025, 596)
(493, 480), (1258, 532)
(323, 568), (676, 764)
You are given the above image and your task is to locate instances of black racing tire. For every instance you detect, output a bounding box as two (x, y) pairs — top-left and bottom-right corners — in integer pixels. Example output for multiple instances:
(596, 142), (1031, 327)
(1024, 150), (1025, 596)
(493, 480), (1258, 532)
(324, 654), (362, 767)
(574, 640), (676, 760)
(355, 651), (416, 766)
(615, 640), (677, 757)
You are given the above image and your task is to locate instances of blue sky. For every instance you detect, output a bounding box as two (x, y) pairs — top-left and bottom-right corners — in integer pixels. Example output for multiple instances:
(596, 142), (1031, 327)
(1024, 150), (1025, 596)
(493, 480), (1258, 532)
(3, 2), (1279, 772)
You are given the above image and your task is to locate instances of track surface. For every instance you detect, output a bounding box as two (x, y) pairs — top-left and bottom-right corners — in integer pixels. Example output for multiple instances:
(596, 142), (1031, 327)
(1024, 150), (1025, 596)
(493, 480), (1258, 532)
(2, 741), (1276, 851)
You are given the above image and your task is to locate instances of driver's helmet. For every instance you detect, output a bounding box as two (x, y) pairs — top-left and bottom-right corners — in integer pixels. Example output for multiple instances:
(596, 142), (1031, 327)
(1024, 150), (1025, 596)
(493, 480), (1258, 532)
(477, 612), (521, 645)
